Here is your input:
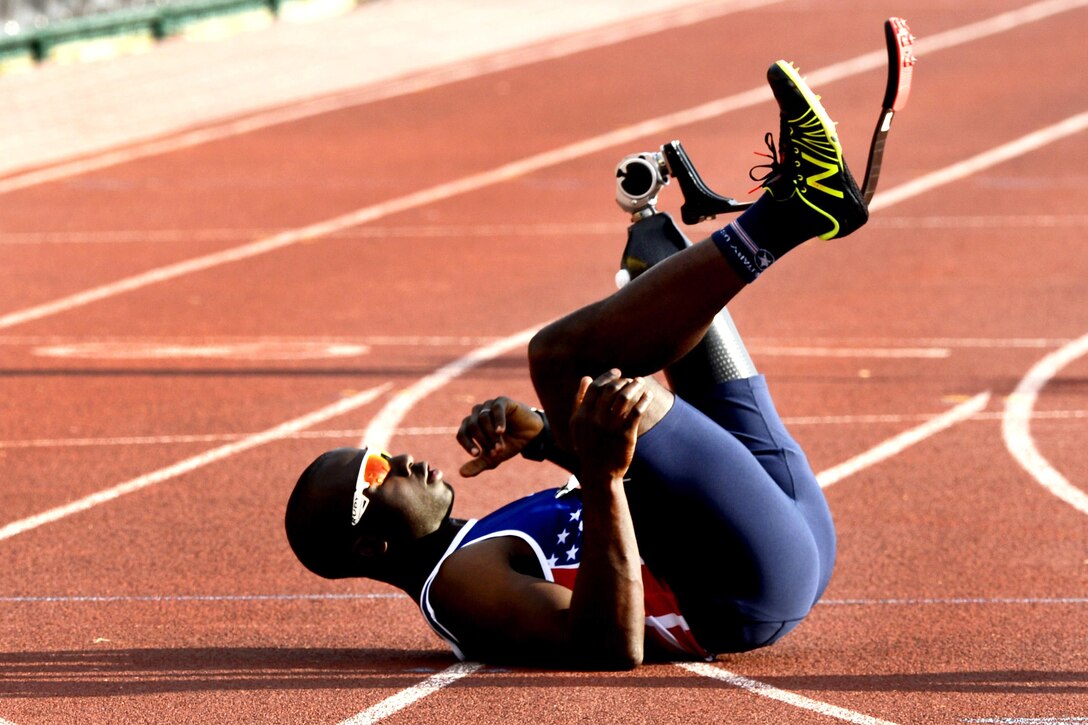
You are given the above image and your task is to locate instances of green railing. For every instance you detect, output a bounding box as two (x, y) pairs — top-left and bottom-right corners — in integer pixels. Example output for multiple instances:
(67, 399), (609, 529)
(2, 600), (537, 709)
(0, 0), (349, 70)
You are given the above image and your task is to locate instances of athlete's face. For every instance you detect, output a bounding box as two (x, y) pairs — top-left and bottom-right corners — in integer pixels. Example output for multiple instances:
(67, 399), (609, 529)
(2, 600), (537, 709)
(358, 451), (454, 540)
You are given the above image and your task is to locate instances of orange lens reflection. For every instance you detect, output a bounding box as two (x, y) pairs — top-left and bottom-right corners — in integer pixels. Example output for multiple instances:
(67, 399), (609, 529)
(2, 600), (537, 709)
(362, 452), (391, 488)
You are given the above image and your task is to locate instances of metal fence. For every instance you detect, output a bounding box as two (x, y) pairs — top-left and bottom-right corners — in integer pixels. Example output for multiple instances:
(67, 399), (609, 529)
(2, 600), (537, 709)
(1, 0), (174, 35)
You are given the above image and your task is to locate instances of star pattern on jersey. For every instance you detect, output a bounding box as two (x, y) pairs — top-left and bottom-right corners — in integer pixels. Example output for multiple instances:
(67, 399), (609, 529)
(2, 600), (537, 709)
(547, 506), (584, 572)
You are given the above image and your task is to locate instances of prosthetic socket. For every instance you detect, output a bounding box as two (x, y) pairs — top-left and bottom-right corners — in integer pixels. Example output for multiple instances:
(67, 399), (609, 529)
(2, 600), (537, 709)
(615, 210), (757, 395)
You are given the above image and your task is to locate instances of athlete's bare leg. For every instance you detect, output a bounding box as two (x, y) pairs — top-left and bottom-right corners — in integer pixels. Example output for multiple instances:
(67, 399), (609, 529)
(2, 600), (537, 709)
(528, 240), (744, 448)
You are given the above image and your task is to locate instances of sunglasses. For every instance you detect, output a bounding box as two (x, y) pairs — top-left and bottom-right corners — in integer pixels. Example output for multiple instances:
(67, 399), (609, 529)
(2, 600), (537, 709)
(350, 447), (392, 526)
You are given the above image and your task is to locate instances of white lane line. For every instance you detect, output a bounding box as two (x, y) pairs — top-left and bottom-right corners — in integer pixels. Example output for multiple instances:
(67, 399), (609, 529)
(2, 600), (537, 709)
(6, 410), (1087, 451)
(335, 662), (483, 725)
(0, 214), (1085, 245)
(817, 392), (991, 488)
(789, 410), (1084, 427)
(820, 597), (1088, 606)
(1002, 332), (1088, 516)
(869, 111), (1088, 213)
(754, 337), (1076, 350)
(677, 662), (899, 725)
(0, 335), (954, 359)
(965, 719), (1088, 724)
(33, 340), (368, 360)
(753, 346), (949, 359)
(0, 214), (371, 330)
(0, 383), (390, 542)
(872, 214), (1088, 230)
(0, 430), (381, 449)
(6, 593), (1087, 606)
(802, 0), (1088, 94)
(0, 334), (501, 347)
(0, 333), (1073, 348)
(0, 593), (408, 603)
(912, 0), (1088, 56)
(3, 0), (1085, 332)
(0, 223), (622, 244)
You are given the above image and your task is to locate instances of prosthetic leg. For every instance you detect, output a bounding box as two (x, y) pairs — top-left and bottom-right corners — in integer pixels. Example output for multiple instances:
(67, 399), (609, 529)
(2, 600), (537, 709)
(609, 19), (917, 393)
(614, 144), (757, 399)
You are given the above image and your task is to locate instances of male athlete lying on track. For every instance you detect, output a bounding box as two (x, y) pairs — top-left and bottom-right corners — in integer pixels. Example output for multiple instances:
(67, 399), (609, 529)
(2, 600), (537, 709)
(285, 60), (869, 668)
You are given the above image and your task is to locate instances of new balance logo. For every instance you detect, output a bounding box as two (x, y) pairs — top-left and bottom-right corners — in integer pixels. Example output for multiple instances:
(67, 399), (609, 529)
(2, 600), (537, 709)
(801, 151), (844, 198)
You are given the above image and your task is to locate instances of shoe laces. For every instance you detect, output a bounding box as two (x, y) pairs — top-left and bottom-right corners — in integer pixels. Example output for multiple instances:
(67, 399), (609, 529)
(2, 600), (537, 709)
(747, 131), (785, 194)
(749, 103), (835, 196)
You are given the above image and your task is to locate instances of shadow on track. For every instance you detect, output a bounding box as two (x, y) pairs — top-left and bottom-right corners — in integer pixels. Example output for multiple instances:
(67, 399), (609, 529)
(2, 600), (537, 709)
(7, 646), (1082, 699)
(0, 646), (457, 698)
(751, 670), (1088, 695)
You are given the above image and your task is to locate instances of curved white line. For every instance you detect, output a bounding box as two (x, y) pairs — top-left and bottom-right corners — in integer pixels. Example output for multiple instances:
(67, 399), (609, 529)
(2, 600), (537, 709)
(360, 326), (540, 449)
(1002, 332), (1088, 516)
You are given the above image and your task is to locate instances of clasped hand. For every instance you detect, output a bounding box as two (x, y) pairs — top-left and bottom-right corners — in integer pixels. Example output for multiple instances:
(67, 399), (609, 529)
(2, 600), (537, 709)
(457, 369), (652, 484)
(569, 369), (652, 483)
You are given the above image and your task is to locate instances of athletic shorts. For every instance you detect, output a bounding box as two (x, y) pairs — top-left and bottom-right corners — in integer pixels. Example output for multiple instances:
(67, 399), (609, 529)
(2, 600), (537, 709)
(625, 375), (836, 654)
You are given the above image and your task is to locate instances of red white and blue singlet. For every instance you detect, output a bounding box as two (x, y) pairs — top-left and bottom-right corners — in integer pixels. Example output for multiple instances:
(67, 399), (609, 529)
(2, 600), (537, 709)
(419, 483), (711, 661)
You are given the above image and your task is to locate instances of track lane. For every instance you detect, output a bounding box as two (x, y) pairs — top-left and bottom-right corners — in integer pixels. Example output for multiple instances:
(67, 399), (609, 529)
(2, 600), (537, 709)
(2, 1), (1088, 722)
(5, 1), (1085, 330)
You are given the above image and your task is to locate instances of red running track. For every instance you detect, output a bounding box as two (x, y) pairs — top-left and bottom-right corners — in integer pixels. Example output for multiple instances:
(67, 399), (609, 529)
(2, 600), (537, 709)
(1, 1), (1086, 723)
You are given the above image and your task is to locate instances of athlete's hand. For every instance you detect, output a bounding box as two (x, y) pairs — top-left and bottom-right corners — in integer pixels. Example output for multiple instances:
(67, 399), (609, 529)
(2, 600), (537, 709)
(569, 369), (652, 484)
(457, 396), (545, 478)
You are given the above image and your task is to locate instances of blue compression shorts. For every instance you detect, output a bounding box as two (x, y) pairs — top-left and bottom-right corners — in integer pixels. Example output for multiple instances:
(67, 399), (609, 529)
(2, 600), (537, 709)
(625, 375), (836, 654)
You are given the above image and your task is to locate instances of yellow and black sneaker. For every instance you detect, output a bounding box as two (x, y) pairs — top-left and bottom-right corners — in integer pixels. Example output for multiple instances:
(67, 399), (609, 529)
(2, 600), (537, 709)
(759, 60), (868, 240)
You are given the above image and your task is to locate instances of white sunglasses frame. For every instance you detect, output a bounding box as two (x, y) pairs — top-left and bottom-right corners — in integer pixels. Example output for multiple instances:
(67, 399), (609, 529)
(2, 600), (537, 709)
(350, 447), (391, 526)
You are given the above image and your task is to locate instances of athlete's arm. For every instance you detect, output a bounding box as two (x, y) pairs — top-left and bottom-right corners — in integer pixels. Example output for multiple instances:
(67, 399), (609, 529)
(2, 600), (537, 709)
(435, 371), (649, 668)
(565, 370), (649, 665)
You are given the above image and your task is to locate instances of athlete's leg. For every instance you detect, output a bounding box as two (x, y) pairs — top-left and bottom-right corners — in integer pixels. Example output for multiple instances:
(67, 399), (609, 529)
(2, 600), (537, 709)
(623, 382), (833, 653)
(606, 211), (834, 653)
(528, 238), (743, 416)
(530, 59), (865, 450)
(529, 60), (858, 652)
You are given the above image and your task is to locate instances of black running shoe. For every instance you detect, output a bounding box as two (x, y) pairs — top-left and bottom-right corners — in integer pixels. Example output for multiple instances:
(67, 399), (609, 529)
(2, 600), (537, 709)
(759, 60), (868, 239)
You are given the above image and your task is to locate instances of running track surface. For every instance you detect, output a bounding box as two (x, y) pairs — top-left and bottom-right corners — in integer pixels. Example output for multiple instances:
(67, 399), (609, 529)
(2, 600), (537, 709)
(1, 1), (1087, 723)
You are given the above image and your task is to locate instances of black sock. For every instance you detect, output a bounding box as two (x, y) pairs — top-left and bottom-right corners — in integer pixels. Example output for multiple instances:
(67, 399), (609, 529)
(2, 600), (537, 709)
(710, 193), (813, 283)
